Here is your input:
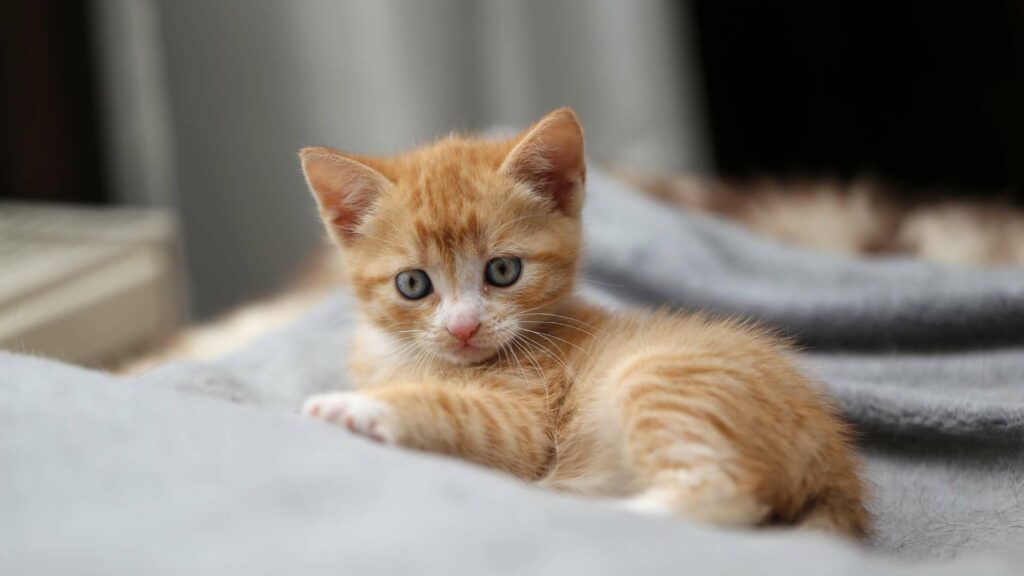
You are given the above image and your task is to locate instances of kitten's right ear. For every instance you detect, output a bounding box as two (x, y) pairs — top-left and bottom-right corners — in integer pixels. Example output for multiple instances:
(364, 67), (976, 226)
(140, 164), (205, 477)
(299, 147), (389, 243)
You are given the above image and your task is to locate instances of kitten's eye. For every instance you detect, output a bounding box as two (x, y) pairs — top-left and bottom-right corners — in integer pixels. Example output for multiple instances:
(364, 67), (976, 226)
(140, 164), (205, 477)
(485, 257), (522, 287)
(395, 269), (433, 300)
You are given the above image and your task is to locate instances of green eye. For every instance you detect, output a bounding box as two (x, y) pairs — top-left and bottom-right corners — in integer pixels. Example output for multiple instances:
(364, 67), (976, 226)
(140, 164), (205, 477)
(485, 257), (522, 287)
(395, 269), (433, 300)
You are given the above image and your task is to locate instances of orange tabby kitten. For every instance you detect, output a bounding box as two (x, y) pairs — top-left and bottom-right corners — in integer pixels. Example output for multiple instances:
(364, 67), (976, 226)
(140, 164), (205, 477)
(300, 108), (869, 537)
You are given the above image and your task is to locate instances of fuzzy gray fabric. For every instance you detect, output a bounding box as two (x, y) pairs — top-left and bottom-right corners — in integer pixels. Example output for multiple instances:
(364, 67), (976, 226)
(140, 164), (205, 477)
(2, 168), (1023, 574)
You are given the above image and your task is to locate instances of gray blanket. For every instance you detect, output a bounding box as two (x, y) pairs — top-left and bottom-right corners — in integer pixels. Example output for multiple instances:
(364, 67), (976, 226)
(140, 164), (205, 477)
(3, 169), (1023, 575)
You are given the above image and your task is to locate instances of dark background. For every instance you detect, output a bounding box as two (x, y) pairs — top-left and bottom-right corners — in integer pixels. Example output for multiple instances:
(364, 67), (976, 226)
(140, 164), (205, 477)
(1, 1), (107, 204)
(691, 1), (1024, 199)
(3, 1), (1023, 204)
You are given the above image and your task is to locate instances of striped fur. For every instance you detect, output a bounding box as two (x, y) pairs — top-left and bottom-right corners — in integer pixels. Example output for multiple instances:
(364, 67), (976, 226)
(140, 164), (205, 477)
(300, 109), (869, 538)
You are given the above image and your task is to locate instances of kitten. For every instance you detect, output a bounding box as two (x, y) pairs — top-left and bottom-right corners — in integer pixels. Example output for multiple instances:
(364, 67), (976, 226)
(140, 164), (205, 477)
(300, 108), (869, 536)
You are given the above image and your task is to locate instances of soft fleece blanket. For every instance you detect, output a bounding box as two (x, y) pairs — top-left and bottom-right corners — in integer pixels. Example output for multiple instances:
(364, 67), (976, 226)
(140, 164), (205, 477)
(2, 169), (1023, 575)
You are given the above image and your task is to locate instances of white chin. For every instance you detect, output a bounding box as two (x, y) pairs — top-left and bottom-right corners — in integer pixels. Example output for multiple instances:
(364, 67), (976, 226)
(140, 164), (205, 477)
(442, 346), (496, 365)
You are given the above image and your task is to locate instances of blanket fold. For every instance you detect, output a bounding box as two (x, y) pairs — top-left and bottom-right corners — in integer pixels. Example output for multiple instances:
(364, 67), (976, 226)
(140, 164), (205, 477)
(583, 171), (1024, 352)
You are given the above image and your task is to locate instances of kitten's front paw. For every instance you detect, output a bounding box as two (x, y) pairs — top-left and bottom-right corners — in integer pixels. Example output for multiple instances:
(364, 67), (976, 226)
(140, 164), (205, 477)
(302, 392), (395, 444)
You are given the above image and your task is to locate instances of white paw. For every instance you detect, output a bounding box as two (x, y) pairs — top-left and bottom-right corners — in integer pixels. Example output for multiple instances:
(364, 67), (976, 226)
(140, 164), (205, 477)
(301, 392), (395, 444)
(617, 489), (676, 517)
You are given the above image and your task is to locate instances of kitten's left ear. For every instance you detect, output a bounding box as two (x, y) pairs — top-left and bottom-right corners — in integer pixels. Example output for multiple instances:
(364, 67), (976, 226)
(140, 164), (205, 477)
(501, 107), (586, 216)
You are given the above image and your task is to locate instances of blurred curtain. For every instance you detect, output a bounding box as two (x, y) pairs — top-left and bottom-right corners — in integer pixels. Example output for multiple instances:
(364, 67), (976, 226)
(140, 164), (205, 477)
(98, 0), (709, 318)
(93, 0), (177, 207)
(287, 0), (709, 171)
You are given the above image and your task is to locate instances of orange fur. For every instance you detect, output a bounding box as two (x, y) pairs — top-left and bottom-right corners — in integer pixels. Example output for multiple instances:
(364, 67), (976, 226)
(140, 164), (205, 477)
(300, 108), (869, 538)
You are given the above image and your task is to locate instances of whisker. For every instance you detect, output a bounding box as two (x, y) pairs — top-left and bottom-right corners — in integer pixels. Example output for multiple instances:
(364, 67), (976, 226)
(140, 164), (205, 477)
(505, 337), (531, 385)
(509, 335), (562, 425)
(412, 339), (433, 375)
(516, 331), (575, 379)
(517, 312), (601, 331)
(508, 337), (554, 416)
(382, 337), (422, 380)
(512, 335), (545, 379)
(379, 329), (429, 336)
(495, 345), (509, 375)
(520, 327), (592, 359)
(520, 318), (600, 340)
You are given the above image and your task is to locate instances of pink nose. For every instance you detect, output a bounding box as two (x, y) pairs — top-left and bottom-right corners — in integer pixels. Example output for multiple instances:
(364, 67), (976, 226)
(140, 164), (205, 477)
(446, 320), (480, 342)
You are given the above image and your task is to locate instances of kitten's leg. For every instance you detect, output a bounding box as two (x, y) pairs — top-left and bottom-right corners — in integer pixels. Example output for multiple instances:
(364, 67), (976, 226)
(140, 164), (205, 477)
(304, 383), (553, 480)
(611, 353), (774, 527)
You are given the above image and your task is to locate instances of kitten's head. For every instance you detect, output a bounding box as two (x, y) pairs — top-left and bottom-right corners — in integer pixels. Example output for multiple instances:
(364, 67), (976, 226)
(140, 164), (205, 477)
(301, 108), (585, 365)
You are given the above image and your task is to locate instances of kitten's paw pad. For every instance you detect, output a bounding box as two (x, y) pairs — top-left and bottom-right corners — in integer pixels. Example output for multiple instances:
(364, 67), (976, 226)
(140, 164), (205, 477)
(302, 392), (395, 444)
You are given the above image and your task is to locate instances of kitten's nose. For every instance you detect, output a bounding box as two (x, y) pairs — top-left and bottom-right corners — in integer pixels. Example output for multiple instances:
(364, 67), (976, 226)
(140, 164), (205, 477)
(447, 319), (480, 342)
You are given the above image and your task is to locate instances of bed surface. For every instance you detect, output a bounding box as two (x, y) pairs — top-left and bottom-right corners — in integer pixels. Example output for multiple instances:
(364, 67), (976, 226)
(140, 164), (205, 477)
(3, 169), (1023, 574)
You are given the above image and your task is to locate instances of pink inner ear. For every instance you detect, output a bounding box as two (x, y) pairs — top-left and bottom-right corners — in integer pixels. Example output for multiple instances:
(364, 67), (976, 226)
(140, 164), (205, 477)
(504, 111), (586, 215)
(301, 150), (385, 241)
(316, 171), (375, 235)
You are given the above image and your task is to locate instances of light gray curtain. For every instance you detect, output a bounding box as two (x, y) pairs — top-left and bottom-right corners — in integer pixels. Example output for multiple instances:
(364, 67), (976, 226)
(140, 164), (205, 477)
(286, 0), (710, 170)
(97, 0), (710, 318)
